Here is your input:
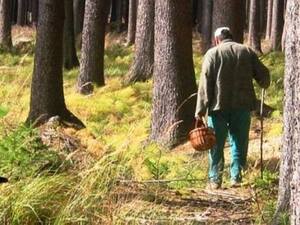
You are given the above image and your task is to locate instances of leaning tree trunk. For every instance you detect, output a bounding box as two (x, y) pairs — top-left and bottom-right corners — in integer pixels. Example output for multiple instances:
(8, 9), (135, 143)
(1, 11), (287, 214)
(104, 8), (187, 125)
(270, 0), (284, 51)
(0, 0), (12, 49)
(266, 0), (273, 40)
(125, 0), (154, 83)
(248, 0), (262, 54)
(212, 0), (244, 44)
(274, 2), (300, 224)
(126, 0), (137, 45)
(200, 0), (212, 54)
(63, 0), (79, 70)
(27, 0), (84, 129)
(151, 0), (197, 148)
(77, 0), (110, 94)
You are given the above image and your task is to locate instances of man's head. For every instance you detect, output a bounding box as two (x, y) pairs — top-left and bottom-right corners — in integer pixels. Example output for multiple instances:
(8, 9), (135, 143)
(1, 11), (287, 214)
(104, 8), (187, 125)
(214, 27), (233, 45)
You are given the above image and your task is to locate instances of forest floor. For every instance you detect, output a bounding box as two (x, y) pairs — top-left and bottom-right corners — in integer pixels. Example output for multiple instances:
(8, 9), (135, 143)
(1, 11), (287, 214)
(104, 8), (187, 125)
(0, 27), (285, 225)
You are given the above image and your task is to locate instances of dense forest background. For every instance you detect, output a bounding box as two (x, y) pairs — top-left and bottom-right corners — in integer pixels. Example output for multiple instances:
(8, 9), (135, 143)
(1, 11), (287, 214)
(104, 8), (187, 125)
(0, 0), (299, 224)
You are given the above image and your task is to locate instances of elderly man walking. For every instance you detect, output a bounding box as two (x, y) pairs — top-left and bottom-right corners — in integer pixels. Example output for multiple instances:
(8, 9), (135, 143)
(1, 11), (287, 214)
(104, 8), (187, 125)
(195, 27), (270, 189)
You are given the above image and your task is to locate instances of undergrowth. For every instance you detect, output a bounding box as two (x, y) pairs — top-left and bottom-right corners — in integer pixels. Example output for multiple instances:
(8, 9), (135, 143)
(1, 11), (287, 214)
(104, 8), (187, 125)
(0, 33), (285, 224)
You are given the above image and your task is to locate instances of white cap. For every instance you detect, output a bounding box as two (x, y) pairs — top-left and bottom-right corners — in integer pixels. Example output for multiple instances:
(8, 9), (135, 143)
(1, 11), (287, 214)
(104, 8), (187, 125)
(214, 27), (231, 38)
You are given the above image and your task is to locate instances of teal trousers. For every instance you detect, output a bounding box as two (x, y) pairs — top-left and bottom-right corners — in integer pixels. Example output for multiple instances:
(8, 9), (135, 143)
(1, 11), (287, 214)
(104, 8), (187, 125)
(207, 110), (251, 184)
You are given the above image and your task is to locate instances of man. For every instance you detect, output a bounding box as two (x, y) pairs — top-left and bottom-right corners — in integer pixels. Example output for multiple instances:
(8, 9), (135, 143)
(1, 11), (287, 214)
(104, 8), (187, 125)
(195, 27), (270, 189)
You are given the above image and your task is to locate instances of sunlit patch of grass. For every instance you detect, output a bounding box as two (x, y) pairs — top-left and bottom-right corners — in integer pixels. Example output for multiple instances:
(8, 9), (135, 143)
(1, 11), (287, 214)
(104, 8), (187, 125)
(267, 121), (283, 137)
(260, 52), (284, 113)
(193, 52), (203, 82)
(105, 44), (133, 78)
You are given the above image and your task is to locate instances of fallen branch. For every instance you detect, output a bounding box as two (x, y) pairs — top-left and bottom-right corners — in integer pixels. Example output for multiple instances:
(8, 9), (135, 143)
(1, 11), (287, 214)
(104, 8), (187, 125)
(117, 178), (206, 184)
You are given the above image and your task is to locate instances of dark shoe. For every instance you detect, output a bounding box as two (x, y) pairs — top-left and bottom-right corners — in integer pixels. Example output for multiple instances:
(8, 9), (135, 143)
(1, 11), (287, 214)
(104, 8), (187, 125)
(0, 177), (8, 183)
(206, 181), (221, 190)
(230, 180), (242, 188)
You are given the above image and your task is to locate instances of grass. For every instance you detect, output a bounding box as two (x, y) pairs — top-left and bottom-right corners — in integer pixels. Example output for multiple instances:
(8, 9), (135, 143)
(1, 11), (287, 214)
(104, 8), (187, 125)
(0, 32), (285, 224)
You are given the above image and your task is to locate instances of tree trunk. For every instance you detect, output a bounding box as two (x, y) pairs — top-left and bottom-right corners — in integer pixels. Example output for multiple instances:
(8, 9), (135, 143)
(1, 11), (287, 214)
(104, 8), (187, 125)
(10, 0), (18, 25)
(27, 0), (84, 129)
(274, 1), (300, 224)
(151, 0), (197, 148)
(248, 0), (262, 54)
(266, 0), (273, 39)
(125, 0), (154, 83)
(0, 0), (12, 49)
(17, 0), (27, 26)
(199, 0), (212, 53)
(259, 0), (267, 36)
(73, 0), (85, 36)
(212, 0), (244, 44)
(270, 0), (284, 51)
(110, 0), (117, 22)
(31, 0), (38, 25)
(192, 0), (200, 28)
(122, 0), (129, 28)
(195, 0), (202, 32)
(77, 0), (110, 94)
(111, 0), (123, 32)
(126, 0), (137, 45)
(63, 0), (79, 70)
(245, 0), (250, 30)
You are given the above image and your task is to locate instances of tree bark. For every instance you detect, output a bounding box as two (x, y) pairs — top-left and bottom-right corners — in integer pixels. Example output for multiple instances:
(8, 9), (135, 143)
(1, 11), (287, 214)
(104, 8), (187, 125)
(266, 0), (273, 39)
(270, 0), (284, 51)
(212, 0), (244, 44)
(248, 0), (262, 54)
(17, 0), (27, 26)
(199, 0), (212, 54)
(126, 0), (137, 45)
(274, 1), (300, 224)
(0, 0), (12, 50)
(245, 0), (250, 30)
(77, 0), (110, 94)
(259, 0), (267, 35)
(10, 0), (18, 25)
(73, 0), (85, 36)
(192, 0), (200, 28)
(151, 0), (197, 148)
(63, 0), (79, 70)
(125, 0), (154, 83)
(123, 0), (129, 28)
(111, 0), (123, 32)
(110, 0), (117, 22)
(31, 0), (38, 25)
(27, 0), (84, 129)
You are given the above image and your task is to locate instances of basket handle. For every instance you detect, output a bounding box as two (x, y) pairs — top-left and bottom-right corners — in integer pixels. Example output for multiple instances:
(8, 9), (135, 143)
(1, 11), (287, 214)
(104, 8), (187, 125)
(195, 117), (205, 128)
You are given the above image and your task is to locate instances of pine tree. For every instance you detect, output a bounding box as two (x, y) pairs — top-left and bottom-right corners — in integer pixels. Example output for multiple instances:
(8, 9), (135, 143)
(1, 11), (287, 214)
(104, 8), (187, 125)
(27, 0), (84, 128)
(151, 0), (197, 148)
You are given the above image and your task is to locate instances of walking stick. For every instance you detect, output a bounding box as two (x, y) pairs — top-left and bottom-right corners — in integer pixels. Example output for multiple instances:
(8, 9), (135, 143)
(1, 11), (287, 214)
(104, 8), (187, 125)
(260, 89), (265, 179)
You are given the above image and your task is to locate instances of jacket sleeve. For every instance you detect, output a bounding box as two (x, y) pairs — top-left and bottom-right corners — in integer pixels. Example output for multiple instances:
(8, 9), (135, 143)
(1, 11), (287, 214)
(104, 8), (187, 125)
(251, 50), (271, 89)
(195, 53), (215, 118)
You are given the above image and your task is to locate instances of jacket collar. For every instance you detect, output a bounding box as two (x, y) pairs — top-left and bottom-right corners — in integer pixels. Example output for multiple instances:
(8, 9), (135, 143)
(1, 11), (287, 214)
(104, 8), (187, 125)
(221, 39), (234, 44)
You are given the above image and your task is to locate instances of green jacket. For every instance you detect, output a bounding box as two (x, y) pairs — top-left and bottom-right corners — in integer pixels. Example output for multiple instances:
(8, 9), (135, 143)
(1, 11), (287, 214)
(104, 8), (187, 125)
(195, 39), (270, 117)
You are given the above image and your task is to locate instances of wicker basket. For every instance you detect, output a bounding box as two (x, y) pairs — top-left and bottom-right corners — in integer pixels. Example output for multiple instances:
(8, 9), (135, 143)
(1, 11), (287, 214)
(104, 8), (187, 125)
(189, 119), (216, 151)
